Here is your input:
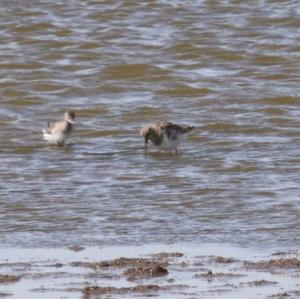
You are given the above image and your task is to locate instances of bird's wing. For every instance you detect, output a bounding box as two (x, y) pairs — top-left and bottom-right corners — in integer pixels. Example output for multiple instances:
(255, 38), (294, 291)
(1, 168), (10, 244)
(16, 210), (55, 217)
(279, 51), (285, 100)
(46, 121), (65, 134)
(158, 122), (185, 135)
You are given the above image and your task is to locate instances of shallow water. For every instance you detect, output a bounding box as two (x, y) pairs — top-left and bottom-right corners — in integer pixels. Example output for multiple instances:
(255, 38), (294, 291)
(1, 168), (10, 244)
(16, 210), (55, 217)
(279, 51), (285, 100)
(1, 244), (300, 299)
(1, 0), (300, 251)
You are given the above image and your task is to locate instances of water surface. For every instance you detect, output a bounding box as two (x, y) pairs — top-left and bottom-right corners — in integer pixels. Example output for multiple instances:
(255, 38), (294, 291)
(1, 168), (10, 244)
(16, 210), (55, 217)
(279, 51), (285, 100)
(0, 0), (300, 250)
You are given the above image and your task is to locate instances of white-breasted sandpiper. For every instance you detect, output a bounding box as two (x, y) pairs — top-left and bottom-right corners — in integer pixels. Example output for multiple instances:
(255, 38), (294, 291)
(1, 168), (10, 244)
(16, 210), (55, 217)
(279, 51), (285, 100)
(43, 110), (75, 146)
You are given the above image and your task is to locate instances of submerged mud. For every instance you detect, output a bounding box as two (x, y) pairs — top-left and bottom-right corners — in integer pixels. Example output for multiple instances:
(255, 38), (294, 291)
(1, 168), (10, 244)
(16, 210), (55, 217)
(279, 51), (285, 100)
(0, 275), (20, 284)
(245, 258), (300, 269)
(84, 284), (164, 298)
(72, 257), (168, 269)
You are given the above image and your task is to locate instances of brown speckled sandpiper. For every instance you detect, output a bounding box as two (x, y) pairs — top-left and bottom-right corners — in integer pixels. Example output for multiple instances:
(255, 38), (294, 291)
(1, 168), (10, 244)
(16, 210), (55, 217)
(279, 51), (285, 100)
(140, 122), (194, 154)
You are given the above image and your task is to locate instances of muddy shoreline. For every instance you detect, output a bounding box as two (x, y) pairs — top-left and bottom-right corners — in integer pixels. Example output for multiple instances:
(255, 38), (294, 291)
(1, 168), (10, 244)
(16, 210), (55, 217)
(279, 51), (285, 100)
(0, 244), (299, 298)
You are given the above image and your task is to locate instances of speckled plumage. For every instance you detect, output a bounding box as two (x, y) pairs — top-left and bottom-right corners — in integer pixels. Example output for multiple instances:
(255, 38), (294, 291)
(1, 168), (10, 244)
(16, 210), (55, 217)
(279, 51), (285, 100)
(140, 122), (194, 153)
(43, 111), (75, 146)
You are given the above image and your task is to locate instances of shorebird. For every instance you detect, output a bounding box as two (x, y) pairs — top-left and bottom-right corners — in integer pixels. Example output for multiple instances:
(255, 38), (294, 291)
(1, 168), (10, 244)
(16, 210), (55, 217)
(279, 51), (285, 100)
(42, 110), (75, 146)
(140, 122), (194, 154)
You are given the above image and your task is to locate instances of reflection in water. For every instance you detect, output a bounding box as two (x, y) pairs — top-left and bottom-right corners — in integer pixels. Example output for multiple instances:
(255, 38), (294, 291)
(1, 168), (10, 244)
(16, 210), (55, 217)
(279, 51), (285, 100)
(0, 0), (300, 249)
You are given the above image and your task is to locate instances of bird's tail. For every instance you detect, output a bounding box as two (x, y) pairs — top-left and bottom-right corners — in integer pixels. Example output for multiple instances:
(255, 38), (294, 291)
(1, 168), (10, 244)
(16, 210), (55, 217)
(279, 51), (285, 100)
(183, 126), (194, 134)
(42, 129), (52, 142)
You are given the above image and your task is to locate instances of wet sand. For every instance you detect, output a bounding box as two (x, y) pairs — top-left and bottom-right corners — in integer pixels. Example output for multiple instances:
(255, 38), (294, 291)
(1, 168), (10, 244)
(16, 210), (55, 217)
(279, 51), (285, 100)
(0, 244), (299, 299)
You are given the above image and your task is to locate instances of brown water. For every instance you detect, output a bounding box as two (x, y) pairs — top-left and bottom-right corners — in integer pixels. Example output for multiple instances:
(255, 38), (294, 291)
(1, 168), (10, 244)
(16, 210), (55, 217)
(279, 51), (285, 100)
(1, 0), (300, 251)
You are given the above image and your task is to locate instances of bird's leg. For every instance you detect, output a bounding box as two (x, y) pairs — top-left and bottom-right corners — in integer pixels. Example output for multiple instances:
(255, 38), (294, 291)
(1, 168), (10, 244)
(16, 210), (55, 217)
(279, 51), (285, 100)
(144, 137), (148, 152)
